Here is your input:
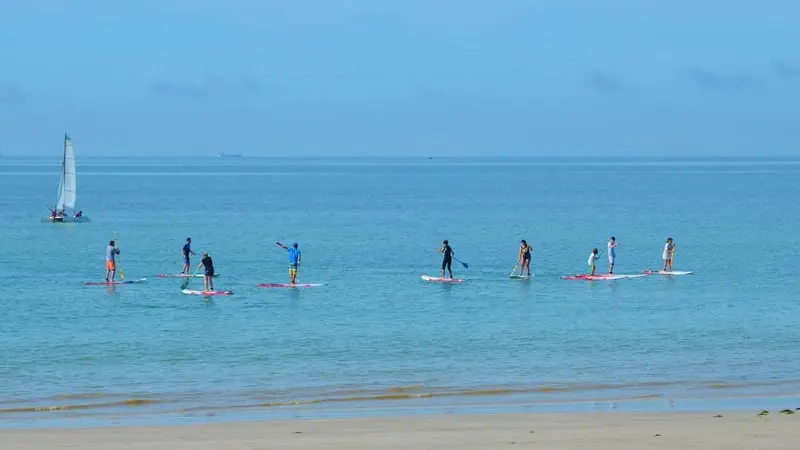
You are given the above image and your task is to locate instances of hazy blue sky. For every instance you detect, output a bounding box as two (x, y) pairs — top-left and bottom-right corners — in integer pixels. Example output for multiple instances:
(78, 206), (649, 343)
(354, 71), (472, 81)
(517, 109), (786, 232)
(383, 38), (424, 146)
(1, 0), (798, 156)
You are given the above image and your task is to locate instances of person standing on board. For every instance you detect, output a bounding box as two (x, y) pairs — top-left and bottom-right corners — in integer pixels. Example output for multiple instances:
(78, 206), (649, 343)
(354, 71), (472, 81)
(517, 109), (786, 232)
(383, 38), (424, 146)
(588, 248), (599, 276)
(438, 240), (455, 279)
(607, 236), (619, 274)
(276, 242), (302, 284)
(181, 237), (195, 274)
(196, 252), (215, 292)
(105, 240), (120, 282)
(662, 237), (675, 272)
(517, 240), (533, 277)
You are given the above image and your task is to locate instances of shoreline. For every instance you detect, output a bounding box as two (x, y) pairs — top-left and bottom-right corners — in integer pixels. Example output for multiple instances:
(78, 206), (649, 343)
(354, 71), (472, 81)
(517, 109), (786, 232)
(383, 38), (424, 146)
(2, 392), (799, 430)
(2, 411), (798, 449)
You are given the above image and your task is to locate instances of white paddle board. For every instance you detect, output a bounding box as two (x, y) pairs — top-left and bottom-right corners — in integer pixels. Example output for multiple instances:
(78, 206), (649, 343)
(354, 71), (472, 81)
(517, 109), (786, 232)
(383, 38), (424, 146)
(644, 270), (693, 276)
(421, 275), (465, 283)
(181, 289), (233, 296)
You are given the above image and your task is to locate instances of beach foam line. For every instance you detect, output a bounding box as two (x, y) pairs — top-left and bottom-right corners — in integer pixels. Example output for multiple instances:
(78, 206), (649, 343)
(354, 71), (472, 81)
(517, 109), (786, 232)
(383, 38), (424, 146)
(0, 399), (161, 414)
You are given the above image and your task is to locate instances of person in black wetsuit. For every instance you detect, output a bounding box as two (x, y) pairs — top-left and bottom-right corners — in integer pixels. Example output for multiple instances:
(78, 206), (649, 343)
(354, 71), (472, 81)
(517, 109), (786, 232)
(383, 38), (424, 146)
(518, 239), (532, 277)
(195, 252), (215, 292)
(438, 240), (454, 279)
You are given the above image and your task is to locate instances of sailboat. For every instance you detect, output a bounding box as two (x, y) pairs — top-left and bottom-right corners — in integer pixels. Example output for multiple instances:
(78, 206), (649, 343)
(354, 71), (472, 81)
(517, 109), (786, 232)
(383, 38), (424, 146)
(46, 134), (89, 223)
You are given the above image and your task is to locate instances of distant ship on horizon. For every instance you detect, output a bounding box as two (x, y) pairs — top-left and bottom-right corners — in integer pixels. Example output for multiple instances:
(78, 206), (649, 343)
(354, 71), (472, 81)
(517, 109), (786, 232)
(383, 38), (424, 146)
(217, 152), (243, 158)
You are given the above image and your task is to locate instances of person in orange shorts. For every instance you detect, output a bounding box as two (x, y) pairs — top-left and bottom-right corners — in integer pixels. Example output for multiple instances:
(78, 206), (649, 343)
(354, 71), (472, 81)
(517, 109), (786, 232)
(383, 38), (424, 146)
(105, 240), (121, 282)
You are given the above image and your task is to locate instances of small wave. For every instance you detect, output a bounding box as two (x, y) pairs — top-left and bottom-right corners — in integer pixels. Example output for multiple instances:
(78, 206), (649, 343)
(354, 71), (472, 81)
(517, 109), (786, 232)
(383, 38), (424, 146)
(387, 385), (426, 393)
(52, 392), (114, 401)
(0, 398), (160, 414)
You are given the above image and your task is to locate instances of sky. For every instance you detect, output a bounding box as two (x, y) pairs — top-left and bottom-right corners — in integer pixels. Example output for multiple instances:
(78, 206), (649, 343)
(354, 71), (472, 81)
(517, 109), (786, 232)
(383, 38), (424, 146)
(0, 0), (799, 157)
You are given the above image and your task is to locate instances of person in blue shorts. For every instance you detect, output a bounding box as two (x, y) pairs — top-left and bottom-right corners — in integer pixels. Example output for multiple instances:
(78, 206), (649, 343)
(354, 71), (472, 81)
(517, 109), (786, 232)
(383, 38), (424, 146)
(182, 237), (195, 274)
(276, 242), (302, 284)
(607, 236), (619, 274)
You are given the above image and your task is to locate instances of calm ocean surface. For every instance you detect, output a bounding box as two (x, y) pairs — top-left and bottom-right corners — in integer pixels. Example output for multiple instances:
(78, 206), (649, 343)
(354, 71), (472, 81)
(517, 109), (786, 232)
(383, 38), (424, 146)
(1, 156), (799, 428)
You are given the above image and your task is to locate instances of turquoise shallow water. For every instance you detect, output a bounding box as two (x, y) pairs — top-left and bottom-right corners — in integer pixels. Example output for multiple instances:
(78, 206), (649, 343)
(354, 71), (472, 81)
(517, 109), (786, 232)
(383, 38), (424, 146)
(1, 156), (800, 427)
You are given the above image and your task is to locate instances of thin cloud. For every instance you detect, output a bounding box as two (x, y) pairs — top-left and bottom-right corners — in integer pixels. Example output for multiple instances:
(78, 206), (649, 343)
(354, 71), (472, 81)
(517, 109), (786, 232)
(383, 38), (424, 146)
(681, 67), (754, 89)
(0, 82), (26, 104)
(150, 74), (260, 99)
(585, 71), (624, 93)
(772, 60), (800, 79)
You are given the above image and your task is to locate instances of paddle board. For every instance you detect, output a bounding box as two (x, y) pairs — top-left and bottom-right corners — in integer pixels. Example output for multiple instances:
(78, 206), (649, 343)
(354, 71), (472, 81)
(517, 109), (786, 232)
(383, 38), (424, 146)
(421, 275), (465, 283)
(181, 289), (233, 296)
(256, 283), (324, 288)
(561, 274), (645, 281)
(509, 274), (533, 280)
(157, 273), (219, 278)
(84, 277), (147, 286)
(644, 270), (693, 276)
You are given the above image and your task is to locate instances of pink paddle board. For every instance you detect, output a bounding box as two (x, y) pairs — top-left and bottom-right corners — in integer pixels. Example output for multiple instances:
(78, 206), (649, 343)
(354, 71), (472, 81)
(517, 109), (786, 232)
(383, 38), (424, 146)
(157, 273), (219, 278)
(561, 274), (645, 281)
(256, 283), (324, 288)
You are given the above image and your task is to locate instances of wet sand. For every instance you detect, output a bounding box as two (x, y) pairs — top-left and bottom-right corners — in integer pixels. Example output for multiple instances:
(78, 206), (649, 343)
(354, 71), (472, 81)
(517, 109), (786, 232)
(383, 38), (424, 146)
(1, 411), (798, 449)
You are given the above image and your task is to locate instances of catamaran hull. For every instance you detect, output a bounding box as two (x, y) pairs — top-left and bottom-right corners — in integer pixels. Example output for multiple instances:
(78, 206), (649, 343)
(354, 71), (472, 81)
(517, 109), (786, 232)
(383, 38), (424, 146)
(42, 216), (91, 223)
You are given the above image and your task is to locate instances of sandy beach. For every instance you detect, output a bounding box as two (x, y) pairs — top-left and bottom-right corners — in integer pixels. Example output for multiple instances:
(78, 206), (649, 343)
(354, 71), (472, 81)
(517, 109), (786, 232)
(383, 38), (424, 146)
(2, 412), (798, 449)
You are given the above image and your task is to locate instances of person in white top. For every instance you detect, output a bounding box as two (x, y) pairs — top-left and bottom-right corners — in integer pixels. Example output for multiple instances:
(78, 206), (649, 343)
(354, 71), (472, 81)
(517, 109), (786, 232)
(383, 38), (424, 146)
(662, 237), (675, 272)
(105, 240), (120, 282)
(588, 248), (599, 276)
(607, 236), (619, 274)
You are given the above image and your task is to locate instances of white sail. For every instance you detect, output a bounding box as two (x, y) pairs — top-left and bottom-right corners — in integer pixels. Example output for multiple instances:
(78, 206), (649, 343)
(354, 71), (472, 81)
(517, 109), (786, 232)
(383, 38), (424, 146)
(55, 134), (77, 211)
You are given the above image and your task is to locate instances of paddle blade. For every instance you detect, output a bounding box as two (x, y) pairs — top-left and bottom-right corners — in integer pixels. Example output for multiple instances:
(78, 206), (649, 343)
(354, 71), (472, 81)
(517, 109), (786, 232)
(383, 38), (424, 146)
(181, 267), (201, 290)
(460, 261), (469, 269)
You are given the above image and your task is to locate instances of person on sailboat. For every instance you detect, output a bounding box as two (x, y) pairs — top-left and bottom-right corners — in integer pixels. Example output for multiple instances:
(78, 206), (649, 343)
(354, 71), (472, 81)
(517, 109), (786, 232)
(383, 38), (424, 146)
(105, 240), (121, 282)
(196, 252), (215, 292)
(182, 237), (195, 274)
(75, 211), (83, 218)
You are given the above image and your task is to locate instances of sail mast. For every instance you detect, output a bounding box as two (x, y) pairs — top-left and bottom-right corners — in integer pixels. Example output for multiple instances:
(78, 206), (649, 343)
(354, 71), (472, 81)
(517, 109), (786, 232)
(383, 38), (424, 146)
(60, 133), (67, 209)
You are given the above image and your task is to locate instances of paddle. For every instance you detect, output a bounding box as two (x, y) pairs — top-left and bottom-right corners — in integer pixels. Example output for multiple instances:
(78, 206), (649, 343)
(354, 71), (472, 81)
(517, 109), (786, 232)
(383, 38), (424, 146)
(181, 264), (201, 290)
(509, 264), (518, 277)
(113, 232), (125, 280)
(454, 257), (469, 269)
(671, 247), (676, 270)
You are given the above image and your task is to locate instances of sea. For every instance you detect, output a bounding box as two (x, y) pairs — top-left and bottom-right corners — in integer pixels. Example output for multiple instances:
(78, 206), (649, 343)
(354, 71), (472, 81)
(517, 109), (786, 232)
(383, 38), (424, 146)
(1, 156), (799, 428)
